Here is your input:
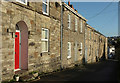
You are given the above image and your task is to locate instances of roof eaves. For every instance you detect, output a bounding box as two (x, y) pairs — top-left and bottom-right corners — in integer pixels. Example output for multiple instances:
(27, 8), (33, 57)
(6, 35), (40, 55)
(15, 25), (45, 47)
(63, 2), (88, 21)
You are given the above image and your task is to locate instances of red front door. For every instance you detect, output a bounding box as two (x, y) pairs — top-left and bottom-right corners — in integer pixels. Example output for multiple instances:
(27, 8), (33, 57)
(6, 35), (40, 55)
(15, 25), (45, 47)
(15, 32), (20, 70)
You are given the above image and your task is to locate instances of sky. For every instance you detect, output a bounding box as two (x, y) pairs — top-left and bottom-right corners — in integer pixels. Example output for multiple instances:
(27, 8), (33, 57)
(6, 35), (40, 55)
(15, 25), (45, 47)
(65, 2), (118, 37)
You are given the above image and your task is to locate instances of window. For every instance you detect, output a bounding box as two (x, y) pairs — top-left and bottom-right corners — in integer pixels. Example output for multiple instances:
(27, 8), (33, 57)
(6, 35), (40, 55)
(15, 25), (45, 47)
(89, 30), (91, 40)
(41, 28), (49, 52)
(80, 43), (82, 55)
(80, 20), (83, 33)
(42, 0), (49, 15)
(16, 0), (27, 5)
(75, 18), (77, 31)
(68, 14), (71, 29)
(85, 26), (87, 39)
(67, 42), (71, 59)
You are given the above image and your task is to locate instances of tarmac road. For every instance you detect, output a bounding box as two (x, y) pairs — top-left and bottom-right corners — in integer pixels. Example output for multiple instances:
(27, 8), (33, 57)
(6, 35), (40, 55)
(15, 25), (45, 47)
(31, 59), (119, 82)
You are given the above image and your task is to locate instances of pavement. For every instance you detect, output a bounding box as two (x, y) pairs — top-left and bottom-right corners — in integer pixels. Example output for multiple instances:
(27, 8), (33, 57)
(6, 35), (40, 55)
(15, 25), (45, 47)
(29, 59), (119, 82)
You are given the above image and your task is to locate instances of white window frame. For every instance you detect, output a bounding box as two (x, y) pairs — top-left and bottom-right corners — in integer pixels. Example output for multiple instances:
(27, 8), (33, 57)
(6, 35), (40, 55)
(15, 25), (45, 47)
(80, 20), (83, 33)
(42, 0), (49, 15)
(80, 42), (82, 55)
(16, 0), (27, 5)
(41, 28), (49, 53)
(75, 18), (77, 31)
(67, 42), (71, 59)
(68, 14), (71, 29)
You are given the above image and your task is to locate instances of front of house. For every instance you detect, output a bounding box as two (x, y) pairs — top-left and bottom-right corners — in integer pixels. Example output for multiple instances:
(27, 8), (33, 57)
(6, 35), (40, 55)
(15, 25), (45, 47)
(0, 0), (108, 82)
(1, 0), (62, 81)
(61, 2), (87, 68)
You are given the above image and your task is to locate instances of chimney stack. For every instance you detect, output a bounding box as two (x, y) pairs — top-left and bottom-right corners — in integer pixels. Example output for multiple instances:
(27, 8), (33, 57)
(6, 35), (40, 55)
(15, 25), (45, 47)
(70, 5), (74, 10)
(68, 1), (70, 6)
(68, 1), (74, 10)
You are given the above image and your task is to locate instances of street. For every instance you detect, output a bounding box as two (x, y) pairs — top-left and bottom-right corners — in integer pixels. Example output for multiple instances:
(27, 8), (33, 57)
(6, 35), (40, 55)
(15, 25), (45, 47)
(30, 59), (119, 82)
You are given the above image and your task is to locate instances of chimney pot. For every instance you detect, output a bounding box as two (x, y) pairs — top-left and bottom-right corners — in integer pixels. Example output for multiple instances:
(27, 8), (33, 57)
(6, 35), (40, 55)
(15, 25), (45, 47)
(68, 1), (70, 5)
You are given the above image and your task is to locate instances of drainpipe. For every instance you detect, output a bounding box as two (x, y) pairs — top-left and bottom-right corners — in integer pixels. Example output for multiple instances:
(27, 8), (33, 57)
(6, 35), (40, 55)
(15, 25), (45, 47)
(60, 1), (63, 69)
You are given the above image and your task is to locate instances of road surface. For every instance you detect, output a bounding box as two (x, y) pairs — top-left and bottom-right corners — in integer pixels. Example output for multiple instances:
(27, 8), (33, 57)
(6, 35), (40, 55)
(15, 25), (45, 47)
(31, 59), (119, 82)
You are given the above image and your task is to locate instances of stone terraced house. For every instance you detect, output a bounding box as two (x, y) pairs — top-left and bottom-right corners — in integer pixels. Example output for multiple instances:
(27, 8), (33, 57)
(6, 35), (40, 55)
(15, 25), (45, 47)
(85, 24), (108, 63)
(0, 0), (108, 82)
(61, 2), (87, 68)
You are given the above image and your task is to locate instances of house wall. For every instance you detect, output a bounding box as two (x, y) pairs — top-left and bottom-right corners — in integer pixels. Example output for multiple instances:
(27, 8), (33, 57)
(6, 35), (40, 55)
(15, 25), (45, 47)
(105, 38), (108, 59)
(86, 27), (93, 63)
(85, 25), (107, 64)
(61, 6), (86, 68)
(1, 1), (61, 81)
(1, 1), (108, 82)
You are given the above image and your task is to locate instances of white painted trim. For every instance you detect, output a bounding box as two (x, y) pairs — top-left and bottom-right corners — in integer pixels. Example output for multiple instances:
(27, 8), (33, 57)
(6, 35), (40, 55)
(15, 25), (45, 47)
(67, 42), (71, 59)
(75, 18), (77, 31)
(16, 0), (27, 5)
(42, 0), (49, 15)
(16, 30), (20, 32)
(80, 42), (82, 55)
(41, 28), (49, 53)
(68, 14), (71, 29)
(14, 69), (21, 72)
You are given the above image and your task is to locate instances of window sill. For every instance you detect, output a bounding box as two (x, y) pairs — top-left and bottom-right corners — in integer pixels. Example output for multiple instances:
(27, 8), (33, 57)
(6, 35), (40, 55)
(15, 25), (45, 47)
(43, 11), (49, 16)
(16, 0), (27, 5)
(67, 56), (71, 59)
(80, 53), (82, 55)
(68, 27), (71, 30)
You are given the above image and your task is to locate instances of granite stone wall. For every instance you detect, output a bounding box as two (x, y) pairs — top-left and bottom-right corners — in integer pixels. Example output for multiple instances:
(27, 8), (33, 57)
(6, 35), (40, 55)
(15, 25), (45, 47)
(61, 6), (86, 68)
(1, 1), (108, 82)
(1, 1), (61, 81)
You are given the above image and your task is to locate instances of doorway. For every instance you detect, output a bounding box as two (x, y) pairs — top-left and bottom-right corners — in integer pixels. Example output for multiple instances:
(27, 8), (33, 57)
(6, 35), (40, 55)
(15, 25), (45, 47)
(14, 21), (28, 71)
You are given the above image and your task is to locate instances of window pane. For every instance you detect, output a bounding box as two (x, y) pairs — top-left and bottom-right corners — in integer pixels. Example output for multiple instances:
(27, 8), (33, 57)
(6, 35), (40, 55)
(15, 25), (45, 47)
(75, 18), (77, 31)
(43, 3), (47, 13)
(42, 29), (45, 39)
(43, 0), (47, 3)
(68, 43), (69, 50)
(42, 28), (49, 52)
(17, 0), (27, 4)
(42, 41), (48, 52)
(67, 42), (71, 58)
(45, 30), (48, 39)
(68, 14), (71, 29)
(21, 0), (25, 3)
(42, 29), (48, 39)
